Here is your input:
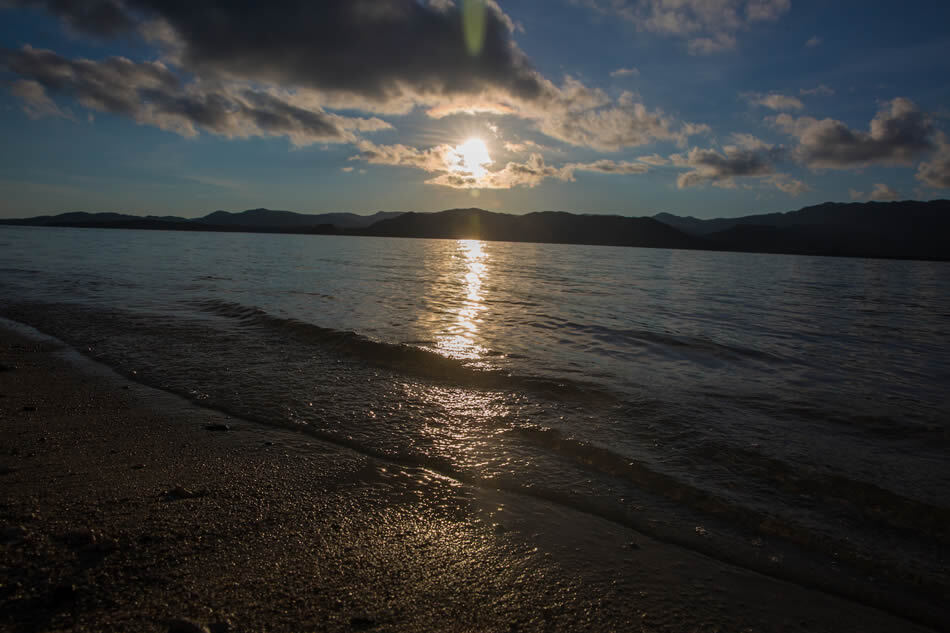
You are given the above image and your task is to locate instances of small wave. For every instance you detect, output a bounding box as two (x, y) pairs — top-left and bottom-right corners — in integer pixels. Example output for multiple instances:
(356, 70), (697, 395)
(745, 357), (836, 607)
(186, 298), (620, 405)
(503, 423), (949, 609)
(528, 315), (784, 365)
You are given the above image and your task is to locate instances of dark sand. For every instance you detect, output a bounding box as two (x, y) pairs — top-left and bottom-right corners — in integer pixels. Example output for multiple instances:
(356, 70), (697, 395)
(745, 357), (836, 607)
(0, 323), (935, 632)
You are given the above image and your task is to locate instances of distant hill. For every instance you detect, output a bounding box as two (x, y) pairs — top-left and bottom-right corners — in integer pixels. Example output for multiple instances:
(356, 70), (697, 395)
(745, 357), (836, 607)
(0, 208), (401, 232)
(193, 208), (401, 229)
(2, 201), (948, 260)
(653, 200), (950, 260)
(359, 208), (700, 249)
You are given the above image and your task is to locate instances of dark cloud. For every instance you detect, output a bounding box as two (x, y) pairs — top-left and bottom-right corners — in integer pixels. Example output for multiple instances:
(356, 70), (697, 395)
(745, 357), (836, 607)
(6, 0), (544, 107)
(4, 45), (179, 118)
(575, 0), (790, 54)
(916, 132), (950, 189)
(565, 159), (649, 175)
(2, 45), (390, 144)
(671, 136), (785, 188)
(2, 0), (133, 36)
(9, 78), (70, 119)
(2, 0), (707, 152)
(775, 98), (934, 169)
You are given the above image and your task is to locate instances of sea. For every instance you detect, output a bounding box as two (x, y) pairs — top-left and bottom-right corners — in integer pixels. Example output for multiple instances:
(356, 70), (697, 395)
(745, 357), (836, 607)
(1, 225), (947, 625)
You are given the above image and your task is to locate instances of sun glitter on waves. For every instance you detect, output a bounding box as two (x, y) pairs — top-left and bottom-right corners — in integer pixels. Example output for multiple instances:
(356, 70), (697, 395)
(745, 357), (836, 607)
(448, 137), (493, 179)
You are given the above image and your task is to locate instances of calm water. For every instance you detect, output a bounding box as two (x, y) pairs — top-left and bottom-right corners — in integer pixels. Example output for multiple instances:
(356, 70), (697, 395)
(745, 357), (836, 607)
(2, 226), (948, 621)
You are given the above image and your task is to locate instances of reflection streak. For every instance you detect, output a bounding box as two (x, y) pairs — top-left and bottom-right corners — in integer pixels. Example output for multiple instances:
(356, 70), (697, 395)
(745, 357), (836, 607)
(436, 240), (489, 363)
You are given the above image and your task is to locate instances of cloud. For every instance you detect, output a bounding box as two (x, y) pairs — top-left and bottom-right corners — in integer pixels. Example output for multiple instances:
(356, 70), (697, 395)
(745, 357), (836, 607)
(870, 183), (900, 200)
(350, 140), (457, 173)
(610, 67), (640, 77)
(503, 139), (549, 153)
(2, 1), (708, 154)
(850, 183), (901, 201)
(7, 0), (543, 110)
(800, 84), (834, 97)
(916, 132), (950, 188)
(3, 0), (134, 36)
(766, 174), (810, 196)
(742, 92), (804, 111)
(426, 153), (572, 189)
(9, 78), (71, 119)
(804, 35), (821, 48)
(564, 159), (650, 175)
(637, 153), (670, 166)
(688, 33), (737, 55)
(576, 0), (790, 54)
(2, 45), (391, 145)
(350, 140), (651, 189)
(774, 98), (935, 169)
(534, 98), (706, 151)
(670, 135), (787, 189)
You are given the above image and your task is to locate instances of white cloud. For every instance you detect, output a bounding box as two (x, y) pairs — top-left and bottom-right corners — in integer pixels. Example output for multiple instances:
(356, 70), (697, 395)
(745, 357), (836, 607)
(766, 174), (810, 196)
(350, 141), (652, 190)
(610, 67), (640, 77)
(742, 92), (804, 111)
(850, 183), (900, 200)
(637, 153), (670, 166)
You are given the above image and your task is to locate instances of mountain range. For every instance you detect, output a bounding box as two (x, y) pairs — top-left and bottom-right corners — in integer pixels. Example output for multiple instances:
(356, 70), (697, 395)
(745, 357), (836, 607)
(1, 201), (947, 261)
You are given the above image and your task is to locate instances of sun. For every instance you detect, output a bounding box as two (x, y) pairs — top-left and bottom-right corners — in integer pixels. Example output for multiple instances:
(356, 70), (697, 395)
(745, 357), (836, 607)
(449, 137), (493, 179)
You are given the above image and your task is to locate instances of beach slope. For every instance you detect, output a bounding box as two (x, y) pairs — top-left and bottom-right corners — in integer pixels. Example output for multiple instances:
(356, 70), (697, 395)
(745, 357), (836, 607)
(0, 325), (934, 632)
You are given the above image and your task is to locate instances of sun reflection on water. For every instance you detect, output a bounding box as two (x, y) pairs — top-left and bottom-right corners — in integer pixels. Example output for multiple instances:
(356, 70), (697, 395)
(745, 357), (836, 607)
(436, 239), (490, 363)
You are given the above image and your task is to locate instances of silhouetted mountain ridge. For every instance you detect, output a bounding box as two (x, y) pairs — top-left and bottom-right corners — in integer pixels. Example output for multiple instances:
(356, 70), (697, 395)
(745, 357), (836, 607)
(1, 201), (947, 260)
(653, 200), (949, 260)
(194, 208), (401, 229)
(358, 208), (699, 249)
(0, 208), (400, 231)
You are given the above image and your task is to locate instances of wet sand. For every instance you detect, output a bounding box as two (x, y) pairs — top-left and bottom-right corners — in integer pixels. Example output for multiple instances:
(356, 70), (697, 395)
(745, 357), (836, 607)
(0, 323), (935, 632)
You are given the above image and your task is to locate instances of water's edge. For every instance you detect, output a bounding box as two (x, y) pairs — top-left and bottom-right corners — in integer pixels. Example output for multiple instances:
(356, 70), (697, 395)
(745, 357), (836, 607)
(2, 314), (942, 630)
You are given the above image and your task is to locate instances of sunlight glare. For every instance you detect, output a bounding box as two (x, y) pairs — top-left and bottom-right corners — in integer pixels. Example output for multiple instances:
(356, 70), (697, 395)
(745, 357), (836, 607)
(436, 240), (490, 362)
(449, 137), (493, 180)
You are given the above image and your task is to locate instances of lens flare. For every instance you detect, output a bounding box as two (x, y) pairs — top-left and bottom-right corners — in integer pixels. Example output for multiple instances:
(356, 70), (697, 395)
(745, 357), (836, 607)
(462, 0), (486, 56)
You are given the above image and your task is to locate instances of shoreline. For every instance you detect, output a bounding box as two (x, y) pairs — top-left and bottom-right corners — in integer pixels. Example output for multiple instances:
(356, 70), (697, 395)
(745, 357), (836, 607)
(0, 320), (937, 632)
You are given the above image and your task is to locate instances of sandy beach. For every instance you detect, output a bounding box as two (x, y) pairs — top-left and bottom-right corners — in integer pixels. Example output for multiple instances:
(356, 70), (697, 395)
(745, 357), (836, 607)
(0, 322), (936, 633)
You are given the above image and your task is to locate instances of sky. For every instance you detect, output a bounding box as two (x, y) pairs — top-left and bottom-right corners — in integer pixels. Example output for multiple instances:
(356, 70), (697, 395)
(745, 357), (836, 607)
(0, 0), (948, 219)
